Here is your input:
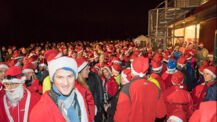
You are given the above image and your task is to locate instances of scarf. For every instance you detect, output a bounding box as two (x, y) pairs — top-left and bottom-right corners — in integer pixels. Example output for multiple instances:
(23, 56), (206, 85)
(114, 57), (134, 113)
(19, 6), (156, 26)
(53, 84), (80, 122)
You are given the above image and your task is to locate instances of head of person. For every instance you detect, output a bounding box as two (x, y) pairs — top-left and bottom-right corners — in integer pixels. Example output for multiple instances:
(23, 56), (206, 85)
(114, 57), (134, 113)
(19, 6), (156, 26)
(174, 46), (180, 52)
(151, 60), (163, 74)
(99, 54), (105, 65)
(120, 69), (131, 86)
(102, 65), (112, 80)
(111, 64), (122, 76)
(171, 71), (184, 86)
(167, 59), (177, 73)
(198, 42), (204, 49)
(48, 56), (78, 96)
(22, 62), (36, 80)
(3, 66), (26, 107)
(0, 63), (9, 82)
(76, 58), (90, 89)
(203, 66), (216, 83)
(131, 56), (149, 78)
(177, 56), (187, 70)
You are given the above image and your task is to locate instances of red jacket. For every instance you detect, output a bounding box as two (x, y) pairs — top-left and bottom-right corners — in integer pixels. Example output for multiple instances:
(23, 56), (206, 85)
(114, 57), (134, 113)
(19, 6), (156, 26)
(191, 81), (215, 110)
(162, 71), (174, 89)
(114, 77), (166, 122)
(151, 73), (165, 92)
(163, 86), (193, 121)
(0, 89), (40, 122)
(105, 77), (118, 96)
(0, 83), (5, 97)
(75, 82), (95, 121)
(189, 101), (216, 122)
(26, 79), (42, 94)
(30, 88), (89, 122)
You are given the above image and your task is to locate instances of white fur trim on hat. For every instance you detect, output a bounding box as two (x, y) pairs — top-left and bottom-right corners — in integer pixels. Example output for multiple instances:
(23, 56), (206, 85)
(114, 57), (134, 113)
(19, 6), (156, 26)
(2, 76), (26, 84)
(14, 56), (23, 60)
(22, 69), (34, 73)
(186, 56), (192, 60)
(48, 57), (78, 82)
(121, 72), (129, 83)
(204, 69), (216, 79)
(0, 64), (9, 69)
(55, 53), (62, 58)
(78, 61), (88, 72)
(178, 63), (186, 68)
(103, 67), (112, 75)
(167, 116), (183, 122)
(39, 63), (47, 67)
(112, 66), (120, 74)
(131, 63), (145, 77)
(152, 65), (163, 71)
(31, 60), (38, 64)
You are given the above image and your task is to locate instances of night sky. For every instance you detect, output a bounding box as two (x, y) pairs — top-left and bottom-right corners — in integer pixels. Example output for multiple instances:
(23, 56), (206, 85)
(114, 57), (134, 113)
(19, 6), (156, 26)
(0, 0), (160, 46)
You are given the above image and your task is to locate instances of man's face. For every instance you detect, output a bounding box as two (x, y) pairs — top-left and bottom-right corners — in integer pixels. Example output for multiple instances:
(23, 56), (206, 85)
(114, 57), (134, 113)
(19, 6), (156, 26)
(0, 68), (7, 82)
(8, 49), (12, 54)
(99, 55), (105, 64)
(54, 69), (75, 96)
(203, 70), (214, 82)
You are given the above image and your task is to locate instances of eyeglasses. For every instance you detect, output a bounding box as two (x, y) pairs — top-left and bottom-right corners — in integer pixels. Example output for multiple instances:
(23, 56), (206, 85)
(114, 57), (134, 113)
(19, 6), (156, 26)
(5, 73), (24, 80)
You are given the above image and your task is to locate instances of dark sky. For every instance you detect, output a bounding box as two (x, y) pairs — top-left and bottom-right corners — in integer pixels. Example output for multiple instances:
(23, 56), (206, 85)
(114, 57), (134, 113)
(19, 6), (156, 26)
(0, 0), (160, 46)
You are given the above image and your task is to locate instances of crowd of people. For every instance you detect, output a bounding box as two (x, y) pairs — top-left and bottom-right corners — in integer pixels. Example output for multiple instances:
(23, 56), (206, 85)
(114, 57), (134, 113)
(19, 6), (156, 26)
(0, 40), (216, 122)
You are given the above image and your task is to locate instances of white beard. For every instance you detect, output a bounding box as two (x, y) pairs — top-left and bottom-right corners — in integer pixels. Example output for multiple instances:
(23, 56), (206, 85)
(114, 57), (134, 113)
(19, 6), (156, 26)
(5, 85), (24, 107)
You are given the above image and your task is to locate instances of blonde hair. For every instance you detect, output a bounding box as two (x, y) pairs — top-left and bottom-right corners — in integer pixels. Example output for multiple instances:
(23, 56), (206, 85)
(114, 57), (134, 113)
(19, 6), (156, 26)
(77, 72), (89, 90)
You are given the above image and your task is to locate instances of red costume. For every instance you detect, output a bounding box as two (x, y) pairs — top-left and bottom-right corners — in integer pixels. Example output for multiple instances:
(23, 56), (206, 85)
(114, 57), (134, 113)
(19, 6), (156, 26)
(191, 81), (216, 110)
(151, 73), (165, 92)
(189, 101), (216, 122)
(114, 77), (166, 122)
(0, 89), (40, 122)
(26, 79), (42, 94)
(105, 77), (118, 96)
(163, 86), (193, 121)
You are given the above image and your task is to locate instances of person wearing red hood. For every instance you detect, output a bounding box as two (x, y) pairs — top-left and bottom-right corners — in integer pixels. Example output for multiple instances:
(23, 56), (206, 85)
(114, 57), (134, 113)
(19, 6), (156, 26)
(191, 66), (216, 110)
(0, 66), (40, 122)
(75, 57), (95, 122)
(164, 71), (193, 122)
(22, 62), (42, 94)
(151, 60), (165, 92)
(189, 83), (216, 122)
(114, 57), (166, 122)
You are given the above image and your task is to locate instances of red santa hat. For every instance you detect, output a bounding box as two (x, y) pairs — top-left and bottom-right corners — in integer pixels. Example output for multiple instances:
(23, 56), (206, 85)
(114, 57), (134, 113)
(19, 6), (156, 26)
(111, 64), (123, 74)
(199, 65), (207, 75)
(121, 69), (131, 83)
(177, 56), (187, 67)
(28, 55), (38, 64)
(2, 66), (26, 84)
(185, 53), (192, 60)
(48, 56), (78, 82)
(199, 42), (204, 46)
(151, 60), (163, 71)
(12, 51), (23, 60)
(38, 60), (47, 67)
(76, 57), (88, 72)
(163, 54), (170, 63)
(22, 62), (36, 73)
(0, 62), (9, 69)
(44, 49), (62, 63)
(131, 57), (149, 77)
(112, 57), (122, 64)
(207, 52), (213, 58)
(102, 65), (112, 75)
(171, 71), (184, 85)
(204, 66), (216, 79)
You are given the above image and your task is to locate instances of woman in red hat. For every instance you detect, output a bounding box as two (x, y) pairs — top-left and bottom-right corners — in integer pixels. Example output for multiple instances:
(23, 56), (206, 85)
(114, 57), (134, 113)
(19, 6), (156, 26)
(191, 66), (216, 110)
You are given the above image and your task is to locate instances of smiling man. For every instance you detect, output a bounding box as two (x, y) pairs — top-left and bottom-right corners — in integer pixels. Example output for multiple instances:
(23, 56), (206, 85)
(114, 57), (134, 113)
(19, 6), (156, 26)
(30, 56), (89, 122)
